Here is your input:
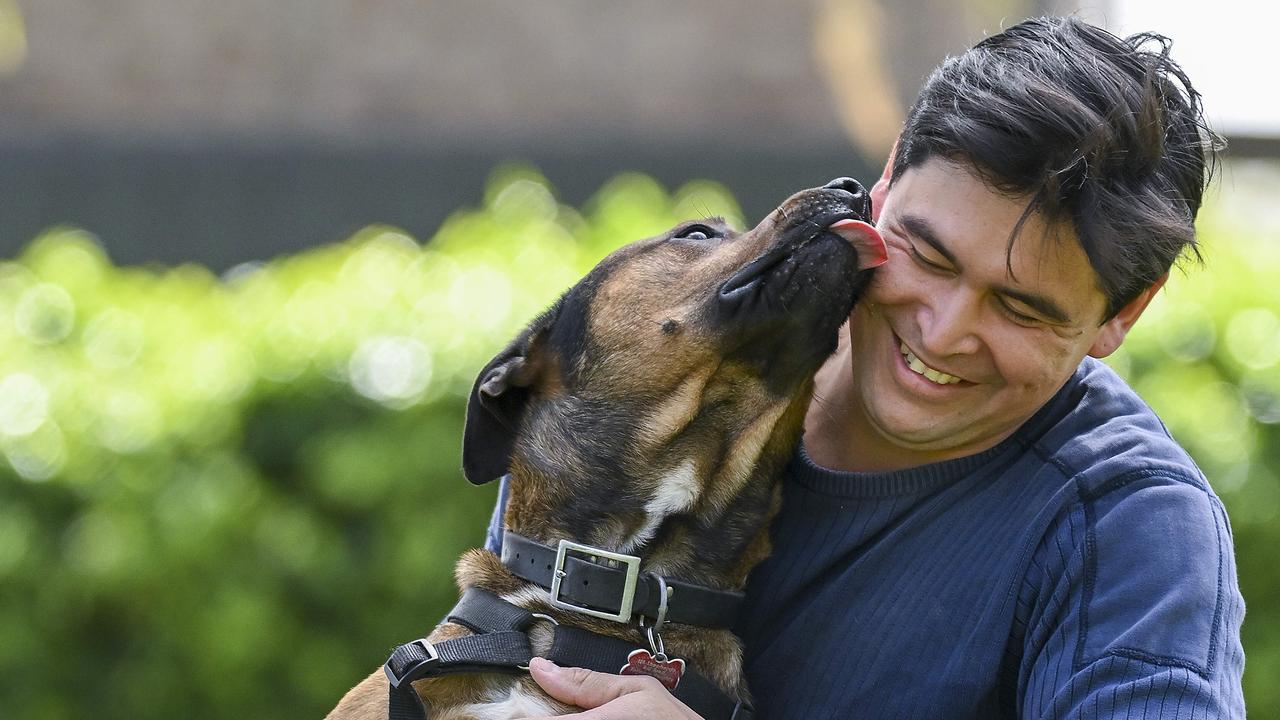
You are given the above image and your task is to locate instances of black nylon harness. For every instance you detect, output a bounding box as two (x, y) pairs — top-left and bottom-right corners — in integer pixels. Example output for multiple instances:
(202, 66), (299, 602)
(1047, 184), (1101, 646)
(382, 533), (754, 720)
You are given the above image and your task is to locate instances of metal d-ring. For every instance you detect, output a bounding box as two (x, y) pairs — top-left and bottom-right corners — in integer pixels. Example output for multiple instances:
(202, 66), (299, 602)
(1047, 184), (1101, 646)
(530, 612), (560, 627)
(650, 573), (670, 635)
(638, 574), (673, 663)
(517, 612), (560, 671)
(638, 615), (668, 661)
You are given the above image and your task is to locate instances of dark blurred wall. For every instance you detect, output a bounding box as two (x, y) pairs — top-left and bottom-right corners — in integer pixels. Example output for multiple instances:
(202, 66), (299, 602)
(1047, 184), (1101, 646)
(0, 0), (1044, 267)
(0, 135), (874, 269)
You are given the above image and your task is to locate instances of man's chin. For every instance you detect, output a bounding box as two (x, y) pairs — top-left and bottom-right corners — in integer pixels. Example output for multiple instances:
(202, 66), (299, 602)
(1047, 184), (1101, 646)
(867, 405), (993, 457)
(868, 413), (956, 450)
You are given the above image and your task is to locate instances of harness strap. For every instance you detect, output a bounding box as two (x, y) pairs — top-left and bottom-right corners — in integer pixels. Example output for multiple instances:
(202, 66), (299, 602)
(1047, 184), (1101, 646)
(501, 530), (745, 628)
(383, 587), (754, 720)
(446, 586), (535, 634)
(385, 631), (534, 719)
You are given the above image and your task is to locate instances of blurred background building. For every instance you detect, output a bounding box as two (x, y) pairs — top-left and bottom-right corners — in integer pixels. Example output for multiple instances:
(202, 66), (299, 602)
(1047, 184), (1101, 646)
(3, 0), (1272, 268)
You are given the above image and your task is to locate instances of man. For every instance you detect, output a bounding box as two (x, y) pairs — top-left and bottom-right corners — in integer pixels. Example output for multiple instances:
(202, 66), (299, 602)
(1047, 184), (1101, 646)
(502, 16), (1246, 718)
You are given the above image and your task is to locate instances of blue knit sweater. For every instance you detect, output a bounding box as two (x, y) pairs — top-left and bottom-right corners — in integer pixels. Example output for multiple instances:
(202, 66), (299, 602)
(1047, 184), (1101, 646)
(484, 358), (1246, 718)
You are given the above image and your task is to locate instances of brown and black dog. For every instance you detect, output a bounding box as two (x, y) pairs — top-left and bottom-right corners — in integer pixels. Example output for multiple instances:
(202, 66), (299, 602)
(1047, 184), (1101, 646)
(328, 178), (885, 719)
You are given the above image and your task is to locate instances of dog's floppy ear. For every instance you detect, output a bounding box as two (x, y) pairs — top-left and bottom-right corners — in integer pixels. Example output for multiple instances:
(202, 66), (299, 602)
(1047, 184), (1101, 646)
(462, 306), (558, 485)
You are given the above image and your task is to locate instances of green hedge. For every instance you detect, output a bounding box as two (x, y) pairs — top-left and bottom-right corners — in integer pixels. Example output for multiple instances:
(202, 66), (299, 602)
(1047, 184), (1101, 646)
(0, 166), (1276, 717)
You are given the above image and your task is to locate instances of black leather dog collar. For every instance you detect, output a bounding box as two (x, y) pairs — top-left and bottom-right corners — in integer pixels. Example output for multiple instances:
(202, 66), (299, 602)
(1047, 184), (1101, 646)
(500, 530), (744, 629)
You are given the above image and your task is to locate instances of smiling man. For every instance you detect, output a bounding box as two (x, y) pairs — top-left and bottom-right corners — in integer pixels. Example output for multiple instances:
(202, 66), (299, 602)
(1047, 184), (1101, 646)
(807, 154), (1154, 473)
(510, 16), (1246, 719)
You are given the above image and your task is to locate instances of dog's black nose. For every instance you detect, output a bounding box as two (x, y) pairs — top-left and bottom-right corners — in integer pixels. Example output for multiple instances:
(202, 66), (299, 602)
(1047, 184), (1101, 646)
(823, 177), (862, 193)
(823, 177), (871, 218)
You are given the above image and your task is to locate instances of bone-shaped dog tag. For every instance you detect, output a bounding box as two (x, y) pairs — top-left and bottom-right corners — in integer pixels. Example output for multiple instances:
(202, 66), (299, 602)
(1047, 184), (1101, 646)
(620, 648), (685, 690)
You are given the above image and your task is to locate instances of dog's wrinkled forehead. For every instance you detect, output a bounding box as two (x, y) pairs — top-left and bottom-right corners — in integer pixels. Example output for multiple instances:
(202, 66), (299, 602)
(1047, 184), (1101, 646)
(532, 231), (695, 380)
(576, 218), (755, 378)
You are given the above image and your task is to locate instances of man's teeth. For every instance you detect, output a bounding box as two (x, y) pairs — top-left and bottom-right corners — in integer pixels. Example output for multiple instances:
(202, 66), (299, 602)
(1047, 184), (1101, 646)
(899, 342), (963, 385)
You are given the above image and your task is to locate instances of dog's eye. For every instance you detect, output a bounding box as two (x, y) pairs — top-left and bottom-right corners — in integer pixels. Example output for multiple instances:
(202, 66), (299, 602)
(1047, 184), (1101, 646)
(673, 224), (720, 241)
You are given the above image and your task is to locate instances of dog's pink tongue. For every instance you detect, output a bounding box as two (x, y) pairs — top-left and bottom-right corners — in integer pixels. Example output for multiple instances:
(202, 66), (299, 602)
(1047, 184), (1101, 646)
(829, 219), (888, 270)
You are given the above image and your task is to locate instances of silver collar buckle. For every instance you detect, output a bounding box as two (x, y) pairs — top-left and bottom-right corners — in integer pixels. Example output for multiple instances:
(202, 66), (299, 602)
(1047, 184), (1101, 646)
(548, 538), (642, 623)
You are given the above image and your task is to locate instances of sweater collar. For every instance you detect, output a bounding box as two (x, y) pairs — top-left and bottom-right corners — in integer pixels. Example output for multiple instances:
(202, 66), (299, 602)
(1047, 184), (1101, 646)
(790, 360), (1089, 498)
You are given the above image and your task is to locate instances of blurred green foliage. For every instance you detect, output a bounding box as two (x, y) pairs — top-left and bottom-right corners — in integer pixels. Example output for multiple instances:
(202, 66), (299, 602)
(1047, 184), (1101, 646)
(0, 165), (1276, 717)
(0, 167), (744, 718)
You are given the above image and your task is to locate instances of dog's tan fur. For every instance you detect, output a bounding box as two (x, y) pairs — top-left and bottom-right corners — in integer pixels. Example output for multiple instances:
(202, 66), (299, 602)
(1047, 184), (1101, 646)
(328, 182), (878, 720)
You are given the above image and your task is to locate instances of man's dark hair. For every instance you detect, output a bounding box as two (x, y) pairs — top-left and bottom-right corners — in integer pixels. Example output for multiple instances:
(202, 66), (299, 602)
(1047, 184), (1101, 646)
(891, 16), (1218, 319)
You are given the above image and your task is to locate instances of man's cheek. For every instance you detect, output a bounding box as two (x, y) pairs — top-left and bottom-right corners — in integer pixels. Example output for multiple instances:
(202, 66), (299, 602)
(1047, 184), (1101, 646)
(863, 256), (912, 306)
(1007, 349), (1070, 394)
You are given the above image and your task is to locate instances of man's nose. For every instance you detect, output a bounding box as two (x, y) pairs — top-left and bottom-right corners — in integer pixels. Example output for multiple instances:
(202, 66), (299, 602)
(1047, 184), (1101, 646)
(919, 293), (983, 357)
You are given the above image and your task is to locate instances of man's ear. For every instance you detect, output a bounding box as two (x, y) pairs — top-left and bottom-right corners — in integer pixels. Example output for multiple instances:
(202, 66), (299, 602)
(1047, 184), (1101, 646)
(869, 137), (898, 223)
(1088, 274), (1168, 359)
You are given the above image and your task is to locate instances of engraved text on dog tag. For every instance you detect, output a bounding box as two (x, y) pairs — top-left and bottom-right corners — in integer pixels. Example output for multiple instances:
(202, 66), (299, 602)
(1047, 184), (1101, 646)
(620, 648), (685, 690)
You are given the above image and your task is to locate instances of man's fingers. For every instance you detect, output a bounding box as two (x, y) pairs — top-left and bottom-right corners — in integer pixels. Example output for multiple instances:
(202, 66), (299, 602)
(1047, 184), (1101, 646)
(527, 657), (663, 709)
(521, 658), (703, 720)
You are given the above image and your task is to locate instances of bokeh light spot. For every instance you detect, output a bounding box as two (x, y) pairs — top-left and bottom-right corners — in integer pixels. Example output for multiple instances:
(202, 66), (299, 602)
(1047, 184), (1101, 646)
(1227, 307), (1280, 370)
(0, 373), (49, 437)
(82, 308), (145, 370)
(348, 336), (433, 408)
(491, 178), (558, 224)
(14, 283), (76, 344)
(92, 390), (162, 454)
(339, 230), (420, 307)
(183, 338), (255, 404)
(445, 264), (513, 333)
(1, 421), (67, 482)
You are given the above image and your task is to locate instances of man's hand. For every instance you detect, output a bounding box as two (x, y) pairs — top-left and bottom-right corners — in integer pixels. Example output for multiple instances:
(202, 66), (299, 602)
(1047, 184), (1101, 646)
(520, 657), (703, 719)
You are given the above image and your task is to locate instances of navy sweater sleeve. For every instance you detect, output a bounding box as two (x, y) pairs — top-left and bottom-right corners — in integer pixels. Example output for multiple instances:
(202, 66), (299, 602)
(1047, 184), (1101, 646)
(1015, 474), (1246, 719)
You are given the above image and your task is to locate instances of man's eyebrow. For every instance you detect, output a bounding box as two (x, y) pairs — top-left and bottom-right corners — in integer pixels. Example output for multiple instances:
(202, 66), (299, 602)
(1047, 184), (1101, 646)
(899, 214), (959, 267)
(899, 213), (1072, 324)
(995, 286), (1072, 325)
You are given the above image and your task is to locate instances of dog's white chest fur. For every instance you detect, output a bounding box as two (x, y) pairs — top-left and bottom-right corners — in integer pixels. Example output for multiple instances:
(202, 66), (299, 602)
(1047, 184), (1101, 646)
(431, 683), (564, 720)
(621, 458), (699, 552)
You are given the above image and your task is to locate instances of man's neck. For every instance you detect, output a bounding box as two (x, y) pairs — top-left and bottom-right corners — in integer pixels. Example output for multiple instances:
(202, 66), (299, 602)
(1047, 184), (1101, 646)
(803, 349), (917, 473)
